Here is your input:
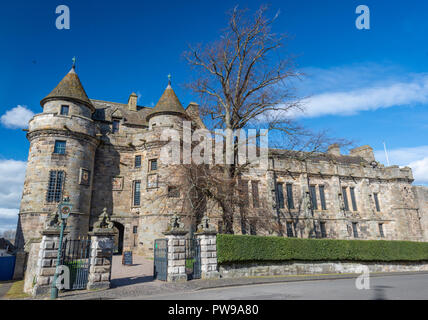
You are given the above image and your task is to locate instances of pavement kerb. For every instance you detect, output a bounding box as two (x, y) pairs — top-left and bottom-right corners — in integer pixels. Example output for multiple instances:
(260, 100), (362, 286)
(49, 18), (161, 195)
(192, 271), (428, 292)
(52, 271), (428, 300)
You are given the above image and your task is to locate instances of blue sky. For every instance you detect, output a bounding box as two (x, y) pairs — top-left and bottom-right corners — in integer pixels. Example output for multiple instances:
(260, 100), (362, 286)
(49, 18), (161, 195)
(1, 0), (428, 231)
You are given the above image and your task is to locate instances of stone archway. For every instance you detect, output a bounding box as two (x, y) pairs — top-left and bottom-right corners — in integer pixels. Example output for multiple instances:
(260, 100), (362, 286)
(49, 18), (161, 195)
(112, 221), (124, 255)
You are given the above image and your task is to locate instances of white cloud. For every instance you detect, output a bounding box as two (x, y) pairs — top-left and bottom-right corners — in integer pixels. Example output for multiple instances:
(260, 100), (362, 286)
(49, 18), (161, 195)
(0, 208), (19, 218)
(300, 79), (428, 118)
(137, 91), (143, 103)
(408, 157), (428, 184)
(286, 64), (428, 118)
(0, 105), (35, 129)
(374, 145), (428, 185)
(0, 160), (26, 232)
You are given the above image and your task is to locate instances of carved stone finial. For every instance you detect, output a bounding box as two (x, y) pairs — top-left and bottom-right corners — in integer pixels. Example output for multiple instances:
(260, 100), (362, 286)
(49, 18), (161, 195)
(170, 213), (184, 229)
(164, 213), (187, 235)
(93, 208), (114, 230)
(196, 215), (216, 234)
(44, 210), (61, 231)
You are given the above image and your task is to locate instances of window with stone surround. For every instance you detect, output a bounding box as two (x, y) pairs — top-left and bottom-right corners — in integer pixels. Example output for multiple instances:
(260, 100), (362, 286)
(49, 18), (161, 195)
(379, 223), (385, 238)
(374, 193), (381, 212)
(53, 140), (66, 154)
(352, 222), (359, 238)
(251, 181), (260, 208)
(46, 170), (65, 203)
(134, 155), (141, 168)
(218, 220), (224, 234)
(350, 187), (358, 211)
(168, 186), (180, 198)
(249, 220), (257, 235)
(149, 159), (158, 171)
(309, 185), (318, 210)
(239, 180), (249, 207)
(133, 180), (141, 206)
(60, 105), (69, 115)
(319, 185), (327, 210)
(112, 120), (120, 133)
(286, 221), (294, 237)
(286, 184), (295, 209)
(320, 222), (327, 238)
(276, 183), (285, 209)
(342, 187), (350, 211)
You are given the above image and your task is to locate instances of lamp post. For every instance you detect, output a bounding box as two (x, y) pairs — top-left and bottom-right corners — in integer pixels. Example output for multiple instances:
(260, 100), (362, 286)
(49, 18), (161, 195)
(50, 196), (72, 300)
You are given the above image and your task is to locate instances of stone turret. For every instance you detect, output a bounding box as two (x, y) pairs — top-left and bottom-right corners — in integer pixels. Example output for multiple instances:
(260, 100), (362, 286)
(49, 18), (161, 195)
(15, 64), (99, 248)
(146, 77), (188, 129)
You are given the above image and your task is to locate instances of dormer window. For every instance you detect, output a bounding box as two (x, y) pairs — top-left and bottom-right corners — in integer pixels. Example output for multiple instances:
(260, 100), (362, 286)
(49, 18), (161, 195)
(60, 105), (69, 115)
(112, 120), (120, 133)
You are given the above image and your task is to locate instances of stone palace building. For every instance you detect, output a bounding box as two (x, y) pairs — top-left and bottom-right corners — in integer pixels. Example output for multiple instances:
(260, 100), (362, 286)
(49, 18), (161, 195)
(14, 65), (428, 257)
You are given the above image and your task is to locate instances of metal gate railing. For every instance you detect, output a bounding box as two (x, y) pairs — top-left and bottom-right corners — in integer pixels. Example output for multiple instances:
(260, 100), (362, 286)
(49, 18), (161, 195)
(153, 239), (168, 281)
(185, 238), (201, 280)
(60, 238), (91, 290)
(153, 238), (201, 281)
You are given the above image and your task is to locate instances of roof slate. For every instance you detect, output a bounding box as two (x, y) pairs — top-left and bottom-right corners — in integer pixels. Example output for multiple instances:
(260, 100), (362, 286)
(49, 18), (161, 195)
(147, 85), (187, 119)
(41, 67), (94, 110)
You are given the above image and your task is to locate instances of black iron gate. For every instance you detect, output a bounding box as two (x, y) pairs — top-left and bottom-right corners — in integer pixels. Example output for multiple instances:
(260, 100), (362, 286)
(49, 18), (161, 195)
(60, 238), (91, 290)
(185, 238), (201, 280)
(153, 239), (168, 281)
(153, 238), (201, 281)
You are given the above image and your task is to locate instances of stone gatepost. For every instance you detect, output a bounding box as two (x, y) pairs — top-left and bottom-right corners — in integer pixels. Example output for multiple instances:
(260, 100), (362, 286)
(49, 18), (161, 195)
(32, 210), (68, 296)
(87, 208), (115, 290)
(195, 216), (221, 279)
(33, 229), (69, 296)
(163, 214), (188, 282)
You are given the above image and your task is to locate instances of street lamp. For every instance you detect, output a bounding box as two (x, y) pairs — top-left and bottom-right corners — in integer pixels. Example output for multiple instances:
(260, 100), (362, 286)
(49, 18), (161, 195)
(50, 196), (72, 300)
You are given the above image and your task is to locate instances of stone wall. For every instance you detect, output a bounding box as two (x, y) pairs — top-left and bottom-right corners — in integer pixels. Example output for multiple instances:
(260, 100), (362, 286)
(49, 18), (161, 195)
(87, 232), (114, 290)
(23, 240), (41, 294)
(17, 104), (98, 247)
(16, 82), (428, 261)
(219, 261), (428, 278)
(414, 186), (428, 241)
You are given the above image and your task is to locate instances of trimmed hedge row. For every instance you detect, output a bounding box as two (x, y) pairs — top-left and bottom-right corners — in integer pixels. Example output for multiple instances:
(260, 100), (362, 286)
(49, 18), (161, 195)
(217, 234), (428, 264)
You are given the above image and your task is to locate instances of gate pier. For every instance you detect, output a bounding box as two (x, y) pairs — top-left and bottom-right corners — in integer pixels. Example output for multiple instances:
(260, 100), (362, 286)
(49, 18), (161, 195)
(195, 216), (220, 279)
(164, 230), (188, 282)
(87, 208), (115, 290)
(32, 229), (69, 297)
(87, 229), (115, 290)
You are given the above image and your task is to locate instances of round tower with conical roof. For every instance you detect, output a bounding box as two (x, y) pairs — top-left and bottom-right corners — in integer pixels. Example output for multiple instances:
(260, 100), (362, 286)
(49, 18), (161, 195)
(146, 78), (188, 130)
(15, 65), (99, 248)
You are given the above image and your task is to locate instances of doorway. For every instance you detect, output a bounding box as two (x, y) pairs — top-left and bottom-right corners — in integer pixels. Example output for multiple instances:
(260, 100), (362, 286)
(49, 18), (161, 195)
(112, 221), (124, 255)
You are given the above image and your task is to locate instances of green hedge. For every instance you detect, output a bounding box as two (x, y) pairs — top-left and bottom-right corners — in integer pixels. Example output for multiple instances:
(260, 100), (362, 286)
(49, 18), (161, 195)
(217, 234), (428, 264)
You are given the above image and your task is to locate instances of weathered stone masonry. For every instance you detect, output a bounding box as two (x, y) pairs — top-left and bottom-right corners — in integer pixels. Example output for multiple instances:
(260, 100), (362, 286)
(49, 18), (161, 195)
(14, 65), (428, 265)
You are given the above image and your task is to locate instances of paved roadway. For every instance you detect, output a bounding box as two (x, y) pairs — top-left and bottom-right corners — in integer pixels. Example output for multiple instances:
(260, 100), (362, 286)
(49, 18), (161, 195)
(134, 273), (428, 300)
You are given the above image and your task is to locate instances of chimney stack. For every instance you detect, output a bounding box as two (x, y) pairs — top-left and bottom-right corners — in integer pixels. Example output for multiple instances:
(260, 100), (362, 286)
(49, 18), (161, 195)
(327, 144), (341, 156)
(128, 92), (138, 112)
(350, 145), (375, 162)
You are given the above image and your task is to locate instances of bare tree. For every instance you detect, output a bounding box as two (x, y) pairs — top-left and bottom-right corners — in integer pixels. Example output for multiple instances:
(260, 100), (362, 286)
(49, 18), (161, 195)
(1, 229), (16, 243)
(182, 5), (344, 233)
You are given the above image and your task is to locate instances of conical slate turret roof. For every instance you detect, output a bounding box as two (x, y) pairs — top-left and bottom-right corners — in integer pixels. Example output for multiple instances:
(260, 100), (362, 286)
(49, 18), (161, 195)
(40, 66), (94, 111)
(147, 82), (186, 119)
